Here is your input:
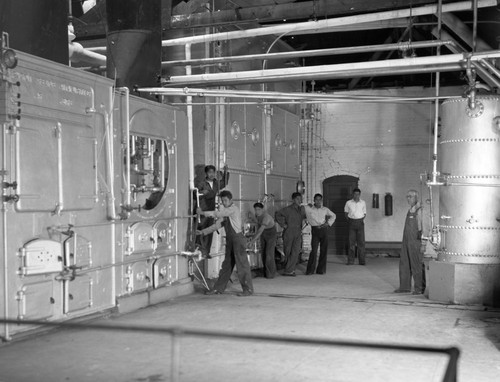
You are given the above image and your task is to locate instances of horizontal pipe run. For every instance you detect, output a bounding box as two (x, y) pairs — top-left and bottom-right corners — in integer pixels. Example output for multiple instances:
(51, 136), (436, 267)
(140, 86), (462, 101)
(168, 98), (463, 106)
(159, 0), (496, 47)
(0, 318), (460, 357)
(85, 1), (495, 53)
(161, 40), (456, 68)
(161, 51), (500, 86)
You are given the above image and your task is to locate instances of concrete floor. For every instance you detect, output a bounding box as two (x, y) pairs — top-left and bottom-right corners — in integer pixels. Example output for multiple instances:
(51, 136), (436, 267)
(1, 254), (500, 382)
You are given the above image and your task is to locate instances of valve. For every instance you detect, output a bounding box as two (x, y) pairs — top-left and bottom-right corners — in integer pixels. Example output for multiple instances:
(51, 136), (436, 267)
(2, 194), (19, 203)
(2, 181), (17, 190)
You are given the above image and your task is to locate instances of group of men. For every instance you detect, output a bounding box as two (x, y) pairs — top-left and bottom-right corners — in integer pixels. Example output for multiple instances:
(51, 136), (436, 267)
(194, 165), (373, 297)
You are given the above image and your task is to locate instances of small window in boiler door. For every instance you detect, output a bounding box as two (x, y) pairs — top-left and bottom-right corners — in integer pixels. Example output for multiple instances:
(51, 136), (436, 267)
(129, 135), (169, 210)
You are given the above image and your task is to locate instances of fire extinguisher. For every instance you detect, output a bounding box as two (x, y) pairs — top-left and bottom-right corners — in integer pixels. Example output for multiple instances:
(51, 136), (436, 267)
(385, 192), (393, 216)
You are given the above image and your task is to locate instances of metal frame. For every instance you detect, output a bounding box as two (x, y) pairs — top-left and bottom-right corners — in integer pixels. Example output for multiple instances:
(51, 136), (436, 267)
(0, 318), (460, 382)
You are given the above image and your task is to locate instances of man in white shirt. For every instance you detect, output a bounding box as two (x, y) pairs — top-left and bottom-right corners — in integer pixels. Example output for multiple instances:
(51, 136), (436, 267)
(305, 194), (336, 275)
(196, 190), (253, 296)
(344, 188), (367, 265)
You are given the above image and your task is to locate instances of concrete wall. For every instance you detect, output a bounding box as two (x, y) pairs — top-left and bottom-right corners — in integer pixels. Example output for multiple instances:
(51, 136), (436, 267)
(310, 87), (460, 242)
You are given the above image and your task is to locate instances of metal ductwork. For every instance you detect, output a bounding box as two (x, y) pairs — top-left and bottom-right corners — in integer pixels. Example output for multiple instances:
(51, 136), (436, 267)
(106, 0), (162, 92)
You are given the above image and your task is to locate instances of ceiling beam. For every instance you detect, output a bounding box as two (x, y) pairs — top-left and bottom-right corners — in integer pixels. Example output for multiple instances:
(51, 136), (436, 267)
(441, 12), (493, 51)
(169, 0), (448, 29)
(160, 0), (497, 47)
(72, 0), (480, 40)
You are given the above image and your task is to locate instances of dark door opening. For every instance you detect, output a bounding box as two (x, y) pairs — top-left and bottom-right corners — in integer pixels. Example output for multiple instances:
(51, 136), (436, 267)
(323, 175), (359, 255)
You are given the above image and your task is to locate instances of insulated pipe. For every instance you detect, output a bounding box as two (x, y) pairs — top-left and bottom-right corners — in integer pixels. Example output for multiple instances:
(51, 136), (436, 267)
(159, 0), (496, 47)
(161, 40), (456, 68)
(2, 123), (10, 341)
(139, 86), (462, 102)
(69, 42), (106, 66)
(161, 52), (500, 86)
(85, 0), (495, 53)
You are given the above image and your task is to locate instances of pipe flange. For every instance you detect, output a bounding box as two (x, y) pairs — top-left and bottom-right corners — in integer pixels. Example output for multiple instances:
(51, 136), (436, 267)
(466, 100), (484, 118)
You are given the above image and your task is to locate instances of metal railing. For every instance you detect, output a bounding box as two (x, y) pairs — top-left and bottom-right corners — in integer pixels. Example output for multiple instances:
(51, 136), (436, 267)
(0, 318), (459, 382)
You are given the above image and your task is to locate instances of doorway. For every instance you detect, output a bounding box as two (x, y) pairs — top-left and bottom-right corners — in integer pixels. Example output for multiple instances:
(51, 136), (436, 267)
(323, 175), (359, 255)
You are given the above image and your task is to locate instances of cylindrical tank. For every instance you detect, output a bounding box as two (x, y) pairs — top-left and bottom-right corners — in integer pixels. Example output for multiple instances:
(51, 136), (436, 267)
(439, 96), (500, 264)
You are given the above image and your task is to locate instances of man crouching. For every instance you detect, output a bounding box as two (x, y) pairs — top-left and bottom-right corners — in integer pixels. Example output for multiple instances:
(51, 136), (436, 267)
(196, 190), (254, 297)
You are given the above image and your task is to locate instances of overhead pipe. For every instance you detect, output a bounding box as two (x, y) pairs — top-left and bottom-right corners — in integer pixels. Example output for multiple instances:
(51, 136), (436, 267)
(160, 52), (500, 86)
(161, 40), (457, 68)
(170, 97), (464, 106)
(139, 86), (463, 102)
(431, 30), (500, 87)
(159, 0), (496, 47)
(85, 0), (496, 53)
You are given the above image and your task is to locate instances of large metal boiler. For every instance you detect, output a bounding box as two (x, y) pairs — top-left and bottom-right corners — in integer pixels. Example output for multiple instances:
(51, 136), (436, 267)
(0, 50), (191, 339)
(438, 96), (500, 264)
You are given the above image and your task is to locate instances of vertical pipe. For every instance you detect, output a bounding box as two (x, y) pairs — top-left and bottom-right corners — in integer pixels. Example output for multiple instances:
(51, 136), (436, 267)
(472, 0), (478, 53)
(431, 0), (442, 185)
(2, 123), (10, 340)
(185, 43), (194, 191)
(118, 87), (132, 207)
(218, 96), (226, 171)
(304, 121), (308, 201)
(56, 122), (64, 214)
(263, 105), (272, 195)
(160, 140), (165, 189)
(104, 87), (117, 220)
(171, 330), (181, 382)
(110, 220), (116, 306)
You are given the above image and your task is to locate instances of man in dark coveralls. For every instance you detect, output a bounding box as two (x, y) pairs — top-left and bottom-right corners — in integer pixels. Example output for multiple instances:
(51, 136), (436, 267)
(248, 202), (277, 279)
(394, 189), (425, 295)
(275, 192), (307, 277)
(195, 165), (229, 258)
